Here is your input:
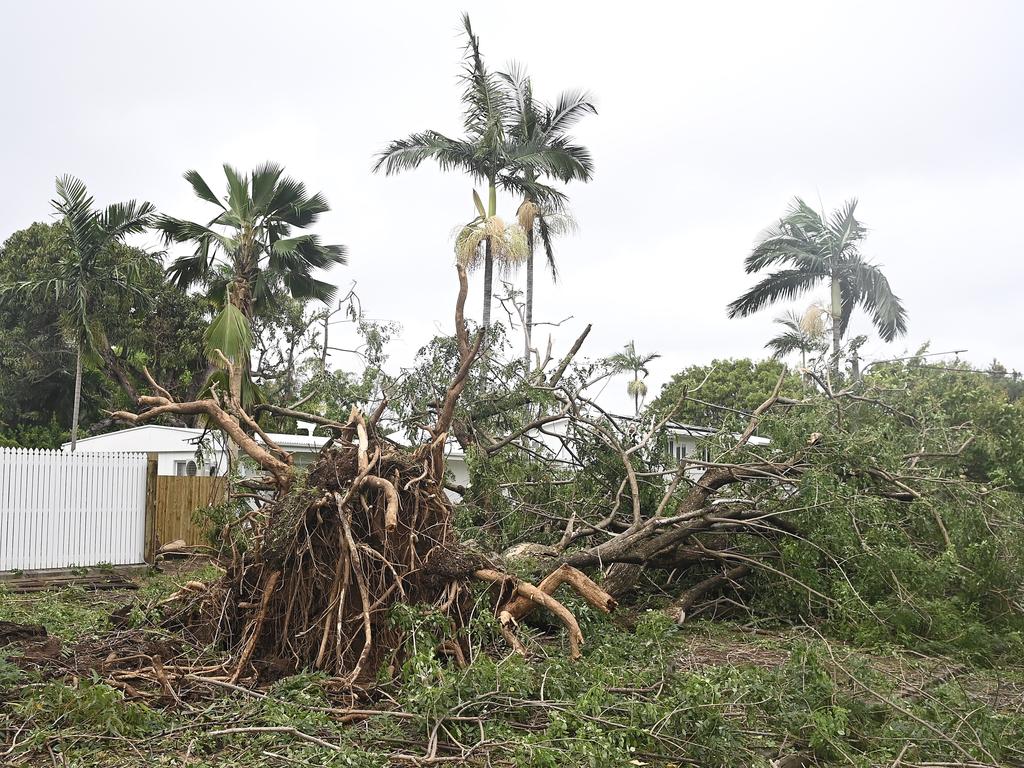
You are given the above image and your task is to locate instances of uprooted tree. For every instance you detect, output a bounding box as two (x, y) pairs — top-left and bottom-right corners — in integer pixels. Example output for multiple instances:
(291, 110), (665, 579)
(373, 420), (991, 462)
(112, 258), (1024, 681)
(111, 266), (616, 682)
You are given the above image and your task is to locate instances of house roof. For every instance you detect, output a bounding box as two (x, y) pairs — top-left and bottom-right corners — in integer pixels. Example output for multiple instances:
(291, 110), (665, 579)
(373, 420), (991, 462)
(62, 424), (328, 453)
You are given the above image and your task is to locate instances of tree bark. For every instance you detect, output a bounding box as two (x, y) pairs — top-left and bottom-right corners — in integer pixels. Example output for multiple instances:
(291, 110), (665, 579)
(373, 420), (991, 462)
(481, 181), (497, 331)
(482, 237), (493, 330)
(70, 342), (83, 452)
(602, 562), (643, 599)
(95, 330), (139, 404)
(830, 275), (843, 382)
(524, 225), (534, 369)
(111, 395), (292, 489)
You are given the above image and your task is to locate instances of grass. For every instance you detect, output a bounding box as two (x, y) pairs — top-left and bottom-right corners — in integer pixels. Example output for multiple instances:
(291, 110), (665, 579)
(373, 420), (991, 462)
(1, 563), (1023, 767)
(0, 561), (222, 641)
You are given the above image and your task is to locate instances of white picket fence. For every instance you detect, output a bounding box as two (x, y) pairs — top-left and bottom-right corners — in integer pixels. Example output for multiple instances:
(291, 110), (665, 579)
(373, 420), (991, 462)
(0, 447), (148, 572)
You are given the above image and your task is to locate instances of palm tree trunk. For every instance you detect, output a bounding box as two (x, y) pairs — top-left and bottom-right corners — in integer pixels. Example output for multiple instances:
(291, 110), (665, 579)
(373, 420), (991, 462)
(481, 181), (497, 330)
(229, 280), (252, 408)
(70, 343), (83, 452)
(225, 279), (252, 470)
(830, 276), (843, 382)
(524, 226), (534, 369)
(482, 237), (493, 330)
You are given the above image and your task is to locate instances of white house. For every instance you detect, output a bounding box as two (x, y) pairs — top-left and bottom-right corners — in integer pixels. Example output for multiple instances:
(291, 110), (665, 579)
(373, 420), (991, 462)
(62, 424), (329, 476)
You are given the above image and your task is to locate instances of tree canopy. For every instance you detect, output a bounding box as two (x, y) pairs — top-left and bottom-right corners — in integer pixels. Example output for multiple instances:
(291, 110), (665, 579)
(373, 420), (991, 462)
(652, 358), (800, 428)
(0, 221), (208, 445)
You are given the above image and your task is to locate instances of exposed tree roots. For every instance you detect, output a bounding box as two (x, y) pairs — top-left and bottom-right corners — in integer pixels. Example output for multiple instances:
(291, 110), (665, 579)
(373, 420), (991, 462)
(163, 411), (612, 685)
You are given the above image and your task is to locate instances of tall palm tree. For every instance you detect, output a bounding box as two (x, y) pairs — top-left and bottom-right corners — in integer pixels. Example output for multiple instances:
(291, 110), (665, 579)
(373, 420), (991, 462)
(765, 304), (828, 369)
(1, 176), (156, 450)
(727, 198), (907, 379)
(608, 341), (660, 416)
(374, 14), (579, 330)
(502, 67), (595, 367)
(156, 163), (346, 405)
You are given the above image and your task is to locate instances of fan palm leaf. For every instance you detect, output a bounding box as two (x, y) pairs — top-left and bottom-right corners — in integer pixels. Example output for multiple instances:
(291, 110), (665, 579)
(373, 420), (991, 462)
(157, 164), (346, 407)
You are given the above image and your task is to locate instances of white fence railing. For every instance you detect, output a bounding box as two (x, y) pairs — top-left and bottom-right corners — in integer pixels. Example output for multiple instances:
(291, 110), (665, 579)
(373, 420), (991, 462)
(0, 447), (148, 572)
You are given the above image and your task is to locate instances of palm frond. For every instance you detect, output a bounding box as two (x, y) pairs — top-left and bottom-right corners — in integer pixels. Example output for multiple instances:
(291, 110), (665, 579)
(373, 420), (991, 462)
(542, 89), (597, 137)
(222, 164), (251, 220)
(786, 197), (827, 239)
(155, 216), (236, 254)
(532, 209), (576, 283)
(838, 276), (859, 336)
(270, 235), (347, 272)
(166, 251), (213, 290)
(205, 302), (253, 364)
(100, 200), (156, 238)
(845, 259), (908, 341)
(458, 14), (509, 140)
(494, 172), (565, 207)
(765, 329), (807, 359)
(727, 269), (822, 318)
(509, 138), (593, 183)
(827, 198), (865, 255)
(373, 132), (480, 176)
(250, 162), (285, 210)
(498, 64), (536, 141)
(265, 174), (309, 216)
(744, 236), (827, 274)
(183, 170), (225, 210)
(280, 270), (339, 305)
(53, 175), (101, 263)
(607, 341), (660, 374)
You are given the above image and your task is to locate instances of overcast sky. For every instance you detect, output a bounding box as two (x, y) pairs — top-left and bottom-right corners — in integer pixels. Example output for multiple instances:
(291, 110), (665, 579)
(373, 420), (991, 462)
(3, 1), (1021, 412)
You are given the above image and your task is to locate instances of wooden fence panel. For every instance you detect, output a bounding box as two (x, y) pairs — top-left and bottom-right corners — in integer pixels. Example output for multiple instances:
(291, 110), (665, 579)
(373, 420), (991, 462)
(0, 447), (147, 571)
(154, 476), (225, 548)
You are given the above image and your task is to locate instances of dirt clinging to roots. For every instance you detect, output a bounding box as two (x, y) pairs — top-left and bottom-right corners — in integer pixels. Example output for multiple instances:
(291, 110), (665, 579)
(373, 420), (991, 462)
(174, 438), (486, 684)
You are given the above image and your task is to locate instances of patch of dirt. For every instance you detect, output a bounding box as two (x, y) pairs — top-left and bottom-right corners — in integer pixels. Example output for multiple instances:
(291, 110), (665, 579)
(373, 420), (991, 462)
(675, 628), (791, 672)
(0, 619), (48, 644)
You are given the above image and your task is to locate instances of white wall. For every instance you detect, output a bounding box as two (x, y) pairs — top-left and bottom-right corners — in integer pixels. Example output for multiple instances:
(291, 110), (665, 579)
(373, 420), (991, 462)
(159, 451), (226, 477)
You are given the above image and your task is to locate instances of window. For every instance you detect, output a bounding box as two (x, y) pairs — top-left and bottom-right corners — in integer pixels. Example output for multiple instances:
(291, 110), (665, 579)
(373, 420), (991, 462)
(667, 439), (687, 462)
(175, 459), (198, 477)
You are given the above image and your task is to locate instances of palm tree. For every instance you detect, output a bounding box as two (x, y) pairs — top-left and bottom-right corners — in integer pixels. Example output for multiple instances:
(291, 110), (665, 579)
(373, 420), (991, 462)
(156, 163), (346, 405)
(1, 176), (156, 450)
(373, 14), (579, 330)
(608, 341), (660, 415)
(502, 67), (595, 366)
(765, 304), (829, 369)
(727, 198), (907, 379)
